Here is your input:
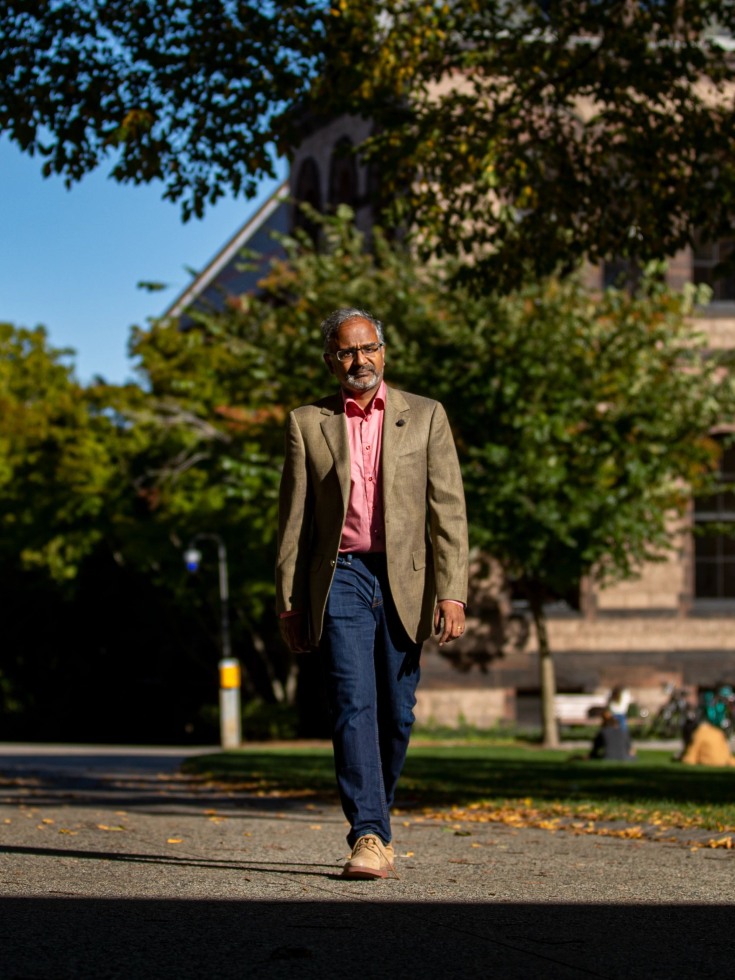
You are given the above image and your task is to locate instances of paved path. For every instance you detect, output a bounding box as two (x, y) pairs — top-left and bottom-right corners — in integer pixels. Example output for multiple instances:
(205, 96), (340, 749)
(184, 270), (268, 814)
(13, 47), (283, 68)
(0, 743), (732, 979)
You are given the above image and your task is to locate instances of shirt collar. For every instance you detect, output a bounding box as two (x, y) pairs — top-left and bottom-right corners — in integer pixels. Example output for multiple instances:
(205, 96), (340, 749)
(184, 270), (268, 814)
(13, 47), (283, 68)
(342, 380), (386, 417)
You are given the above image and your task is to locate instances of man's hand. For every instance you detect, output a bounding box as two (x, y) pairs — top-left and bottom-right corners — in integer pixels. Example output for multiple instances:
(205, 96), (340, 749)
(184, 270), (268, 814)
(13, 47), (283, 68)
(434, 600), (466, 646)
(279, 613), (311, 654)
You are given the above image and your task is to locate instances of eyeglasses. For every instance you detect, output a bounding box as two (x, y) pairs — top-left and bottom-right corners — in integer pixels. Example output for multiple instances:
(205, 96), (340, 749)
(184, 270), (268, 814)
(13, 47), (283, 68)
(330, 342), (384, 363)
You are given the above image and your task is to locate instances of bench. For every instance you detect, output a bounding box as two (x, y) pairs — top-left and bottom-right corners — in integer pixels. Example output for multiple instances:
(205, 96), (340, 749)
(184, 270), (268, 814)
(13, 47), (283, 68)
(554, 693), (608, 726)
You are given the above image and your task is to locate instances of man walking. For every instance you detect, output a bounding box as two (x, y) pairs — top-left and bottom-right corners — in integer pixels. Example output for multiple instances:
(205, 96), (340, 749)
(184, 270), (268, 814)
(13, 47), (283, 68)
(276, 308), (468, 878)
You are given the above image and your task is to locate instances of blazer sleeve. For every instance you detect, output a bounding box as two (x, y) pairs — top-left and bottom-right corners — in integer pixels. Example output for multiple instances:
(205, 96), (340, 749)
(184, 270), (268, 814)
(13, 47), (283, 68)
(426, 401), (469, 604)
(275, 411), (313, 615)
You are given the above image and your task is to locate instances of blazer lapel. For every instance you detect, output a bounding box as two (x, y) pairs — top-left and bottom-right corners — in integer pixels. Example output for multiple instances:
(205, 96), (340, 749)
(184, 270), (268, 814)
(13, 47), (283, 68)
(320, 396), (351, 507)
(382, 386), (410, 502)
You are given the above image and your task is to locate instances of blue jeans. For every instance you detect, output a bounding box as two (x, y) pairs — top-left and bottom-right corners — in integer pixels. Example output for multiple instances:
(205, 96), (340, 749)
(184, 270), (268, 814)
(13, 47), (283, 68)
(320, 553), (422, 847)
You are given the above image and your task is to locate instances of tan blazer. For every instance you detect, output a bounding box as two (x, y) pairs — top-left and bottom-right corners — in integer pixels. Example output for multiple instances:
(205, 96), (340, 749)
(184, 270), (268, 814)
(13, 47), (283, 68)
(276, 386), (468, 645)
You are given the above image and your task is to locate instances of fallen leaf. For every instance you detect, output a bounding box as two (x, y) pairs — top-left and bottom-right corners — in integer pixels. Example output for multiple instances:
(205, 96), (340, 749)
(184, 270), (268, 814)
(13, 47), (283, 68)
(309, 824), (322, 830)
(600, 826), (644, 840)
(41, 818), (54, 825)
(167, 838), (183, 844)
(97, 825), (126, 832)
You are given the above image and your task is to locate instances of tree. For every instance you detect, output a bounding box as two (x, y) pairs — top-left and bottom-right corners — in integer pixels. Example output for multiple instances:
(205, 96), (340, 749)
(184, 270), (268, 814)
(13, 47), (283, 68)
(0, 0), (322, 218)
(3, 214), (732, 743)
(4, 2), (735, 283)
(388, 271), (735, 745)
(322, 0), (735, 291)
(0, 322), (262, 743)
(135, 211), (735, 745)
(0, 323), (125, 581)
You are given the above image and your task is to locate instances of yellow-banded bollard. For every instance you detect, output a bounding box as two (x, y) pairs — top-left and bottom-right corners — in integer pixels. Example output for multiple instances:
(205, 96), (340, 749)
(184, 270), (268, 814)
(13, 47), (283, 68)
(218, 658), (242, 749)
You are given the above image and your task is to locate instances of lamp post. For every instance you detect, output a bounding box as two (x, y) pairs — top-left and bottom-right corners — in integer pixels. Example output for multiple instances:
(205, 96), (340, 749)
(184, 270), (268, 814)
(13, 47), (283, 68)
(184, 533), (241, 749)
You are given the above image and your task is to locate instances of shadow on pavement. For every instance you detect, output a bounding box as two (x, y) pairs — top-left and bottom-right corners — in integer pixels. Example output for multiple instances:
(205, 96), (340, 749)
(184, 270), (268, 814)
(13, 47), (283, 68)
(0, 896), (732, 978)
(0, 842), (337, 878)
(0, 773), (332, 815)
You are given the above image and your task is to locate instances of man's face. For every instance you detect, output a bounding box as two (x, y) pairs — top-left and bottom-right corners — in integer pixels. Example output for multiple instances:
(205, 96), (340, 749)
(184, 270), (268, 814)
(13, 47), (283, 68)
(324, 317), (385, 395)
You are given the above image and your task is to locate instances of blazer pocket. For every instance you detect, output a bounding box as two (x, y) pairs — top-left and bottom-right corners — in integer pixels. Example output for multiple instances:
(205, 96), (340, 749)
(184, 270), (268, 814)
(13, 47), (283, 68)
(396, 446), (424, 463)
(412, 551), (426, 571)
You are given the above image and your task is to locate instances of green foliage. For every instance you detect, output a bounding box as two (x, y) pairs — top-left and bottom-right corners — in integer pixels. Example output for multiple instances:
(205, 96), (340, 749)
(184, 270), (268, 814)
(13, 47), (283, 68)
(388, 274), (735, 603)
(4, 2), (735, 285)
(241, 698), (299, 741)
(325, 1), (735, 290)
(133, 208), (735, 613)
(0, 0), (323, 218)
(2, 209), (734, 742)
(0, 323), (129, 581)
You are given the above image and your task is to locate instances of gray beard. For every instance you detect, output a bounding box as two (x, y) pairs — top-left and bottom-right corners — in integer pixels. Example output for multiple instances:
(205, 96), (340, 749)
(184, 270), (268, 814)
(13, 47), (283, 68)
(343, 367), (382, 392)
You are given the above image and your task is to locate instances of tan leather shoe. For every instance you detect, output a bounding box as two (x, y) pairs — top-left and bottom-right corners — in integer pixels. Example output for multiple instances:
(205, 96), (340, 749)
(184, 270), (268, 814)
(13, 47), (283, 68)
(342, 834), (397, 879)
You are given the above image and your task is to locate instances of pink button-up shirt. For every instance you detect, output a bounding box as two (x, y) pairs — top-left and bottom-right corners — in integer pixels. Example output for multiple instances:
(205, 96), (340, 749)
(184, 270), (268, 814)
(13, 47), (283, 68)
(339, 382), (386, 553)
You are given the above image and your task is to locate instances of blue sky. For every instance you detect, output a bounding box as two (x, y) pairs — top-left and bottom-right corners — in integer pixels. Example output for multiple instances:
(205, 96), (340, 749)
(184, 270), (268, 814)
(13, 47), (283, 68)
(1, 138), (286, 385)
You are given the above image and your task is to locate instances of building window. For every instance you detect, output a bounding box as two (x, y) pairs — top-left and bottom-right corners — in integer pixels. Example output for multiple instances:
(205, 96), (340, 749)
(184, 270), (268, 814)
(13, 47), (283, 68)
(602, 257), (642, 292)
(293, 157), (322, 242)
(692, 236), (735, 302)
(694, 443), (735, 599)
(328, 137), (358, 209)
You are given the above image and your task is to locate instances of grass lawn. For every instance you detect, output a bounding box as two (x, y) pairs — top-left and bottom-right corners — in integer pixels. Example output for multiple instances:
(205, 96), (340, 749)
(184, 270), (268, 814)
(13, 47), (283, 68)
(182, 741), (735, 836)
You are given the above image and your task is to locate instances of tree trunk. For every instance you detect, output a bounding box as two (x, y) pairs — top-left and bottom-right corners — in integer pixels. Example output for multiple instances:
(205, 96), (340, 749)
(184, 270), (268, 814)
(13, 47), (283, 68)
(529, 589), (559, 748)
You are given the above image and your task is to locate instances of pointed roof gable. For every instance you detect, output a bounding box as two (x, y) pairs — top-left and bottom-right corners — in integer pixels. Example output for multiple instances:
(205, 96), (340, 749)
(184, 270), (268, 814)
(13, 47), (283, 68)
(162, 180), (290, 321)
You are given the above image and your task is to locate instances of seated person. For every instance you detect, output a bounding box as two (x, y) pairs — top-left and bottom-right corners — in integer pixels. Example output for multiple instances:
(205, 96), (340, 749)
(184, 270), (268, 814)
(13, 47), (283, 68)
(589, 709), (636, 761)
(607, 685), (632, 731)
(680, 721), (735, 767)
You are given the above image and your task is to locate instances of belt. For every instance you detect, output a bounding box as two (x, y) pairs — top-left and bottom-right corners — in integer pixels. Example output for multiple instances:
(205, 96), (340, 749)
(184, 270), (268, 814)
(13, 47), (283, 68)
(337, 552), (386, 565)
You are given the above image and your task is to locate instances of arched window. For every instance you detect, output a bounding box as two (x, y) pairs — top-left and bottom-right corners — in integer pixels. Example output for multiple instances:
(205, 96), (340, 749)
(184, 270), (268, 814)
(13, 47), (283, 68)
(328, 137), (358, 209)
(293, 157), (322, 242)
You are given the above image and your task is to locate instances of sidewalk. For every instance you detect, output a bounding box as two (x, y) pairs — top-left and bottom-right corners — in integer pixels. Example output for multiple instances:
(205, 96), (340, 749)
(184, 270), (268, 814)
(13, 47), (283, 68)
(0, 743), (732, 979)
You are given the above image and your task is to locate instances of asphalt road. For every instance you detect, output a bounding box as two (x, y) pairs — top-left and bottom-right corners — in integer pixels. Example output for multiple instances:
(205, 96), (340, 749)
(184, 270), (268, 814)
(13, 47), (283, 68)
(0, 742), (733, 979)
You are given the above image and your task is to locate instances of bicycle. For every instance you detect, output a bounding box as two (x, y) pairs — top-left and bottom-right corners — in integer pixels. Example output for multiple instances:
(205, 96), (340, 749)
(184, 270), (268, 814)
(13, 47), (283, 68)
(641, 684), (697, 739)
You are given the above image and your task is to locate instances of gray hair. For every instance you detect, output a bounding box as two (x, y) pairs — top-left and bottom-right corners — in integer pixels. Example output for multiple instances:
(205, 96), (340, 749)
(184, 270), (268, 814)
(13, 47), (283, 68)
(320, 308), (385, 352)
